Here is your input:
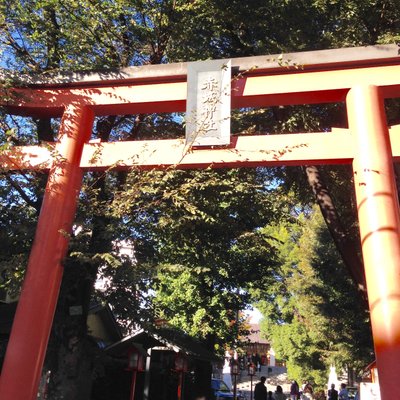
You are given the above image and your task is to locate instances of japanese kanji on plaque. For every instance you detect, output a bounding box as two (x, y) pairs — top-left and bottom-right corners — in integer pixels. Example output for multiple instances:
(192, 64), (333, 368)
(186, 59), (231, 146)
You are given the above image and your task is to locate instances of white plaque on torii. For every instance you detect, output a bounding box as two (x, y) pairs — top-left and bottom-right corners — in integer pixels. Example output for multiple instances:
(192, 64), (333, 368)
(186, 59), (231, 146)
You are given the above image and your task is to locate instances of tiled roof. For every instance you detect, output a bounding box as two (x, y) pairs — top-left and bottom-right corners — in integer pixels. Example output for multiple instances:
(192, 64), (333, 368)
(246, 323), (269, 344)
(106, 327), (221, 362)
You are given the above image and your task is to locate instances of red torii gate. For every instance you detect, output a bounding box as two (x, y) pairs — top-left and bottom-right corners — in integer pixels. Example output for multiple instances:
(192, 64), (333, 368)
(1, 44), (400, 399)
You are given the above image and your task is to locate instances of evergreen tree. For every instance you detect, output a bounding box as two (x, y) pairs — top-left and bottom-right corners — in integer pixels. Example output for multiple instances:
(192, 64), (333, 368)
(258, 208), (373, 387)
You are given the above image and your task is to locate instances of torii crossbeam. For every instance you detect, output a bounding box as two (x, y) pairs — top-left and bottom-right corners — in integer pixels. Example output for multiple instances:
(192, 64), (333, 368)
(1, 44), (400, 399)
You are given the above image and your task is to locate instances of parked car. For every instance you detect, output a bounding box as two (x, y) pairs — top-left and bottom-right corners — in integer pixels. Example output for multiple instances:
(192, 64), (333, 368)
(211, 378), (244, 399)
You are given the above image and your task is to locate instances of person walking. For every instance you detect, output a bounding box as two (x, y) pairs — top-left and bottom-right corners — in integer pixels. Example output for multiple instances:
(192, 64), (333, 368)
(338, 383), (349, 400)
(274, 385), (286, 400)
(254, 376), (268, 400)
(302, 381), (313, 399)
(328, 384), (338, 400)
(290, 380), (300, 400)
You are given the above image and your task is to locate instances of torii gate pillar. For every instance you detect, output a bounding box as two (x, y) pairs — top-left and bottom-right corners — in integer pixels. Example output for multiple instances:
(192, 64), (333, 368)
(348, 85), (400, 399)
(0, 105), (94, 400)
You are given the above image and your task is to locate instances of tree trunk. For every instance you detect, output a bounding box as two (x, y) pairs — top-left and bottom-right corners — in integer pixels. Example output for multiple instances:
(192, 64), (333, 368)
(44, 260), (98, 400)
(305, 165), (367, 293)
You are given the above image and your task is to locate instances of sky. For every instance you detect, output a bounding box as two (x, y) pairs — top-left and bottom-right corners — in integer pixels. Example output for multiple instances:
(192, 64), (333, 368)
(245, 307), (263, 323)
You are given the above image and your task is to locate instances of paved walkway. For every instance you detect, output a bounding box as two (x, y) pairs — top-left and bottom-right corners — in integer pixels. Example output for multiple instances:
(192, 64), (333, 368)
(236, 366), (291, 399)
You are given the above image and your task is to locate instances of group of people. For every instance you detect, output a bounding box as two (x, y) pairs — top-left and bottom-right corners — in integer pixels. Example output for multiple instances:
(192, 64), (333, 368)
(256, 378), (354, 400)
(255, 376), (353, 400)
(194, 378), (358, 400)
(237, 353), (263, 372)
(254, 376), (286, 400)
(288, 380), (313, 400)
(254, 377), (312, 400)
(328, 383), (359, 400)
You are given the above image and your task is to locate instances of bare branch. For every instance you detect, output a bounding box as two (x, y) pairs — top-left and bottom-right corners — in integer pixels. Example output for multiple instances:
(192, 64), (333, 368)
(5, 174), (39, 212)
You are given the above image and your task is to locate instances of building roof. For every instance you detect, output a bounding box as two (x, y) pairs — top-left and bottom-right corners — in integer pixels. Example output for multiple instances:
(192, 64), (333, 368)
(246, 323), (269, 345)
(88, 303), (123, 345)
(106, 327), (220, 362)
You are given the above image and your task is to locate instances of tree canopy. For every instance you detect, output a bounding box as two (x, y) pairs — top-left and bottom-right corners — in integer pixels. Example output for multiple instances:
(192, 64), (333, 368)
(258, 207), (373, 386)
(112, 168), (289, 349)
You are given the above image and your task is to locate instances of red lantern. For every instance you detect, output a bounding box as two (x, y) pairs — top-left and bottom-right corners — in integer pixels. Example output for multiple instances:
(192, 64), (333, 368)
(248, 363), (256, 376)
(127, 348), (143, 371)
(231, 362), (239, 376)
(127, 347), (144, 400)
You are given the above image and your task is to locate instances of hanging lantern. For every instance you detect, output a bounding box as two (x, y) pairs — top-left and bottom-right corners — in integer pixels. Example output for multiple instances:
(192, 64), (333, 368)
(248, 363), (256, 376)
(127, 348), (143, 371)
(231, 361), (240, 376)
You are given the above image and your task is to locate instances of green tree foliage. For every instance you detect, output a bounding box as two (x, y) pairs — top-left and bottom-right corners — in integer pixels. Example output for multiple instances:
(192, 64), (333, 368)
(112, 168), (290, 350)
(0, 0), (176, 71)
(258, 207), (373, 387)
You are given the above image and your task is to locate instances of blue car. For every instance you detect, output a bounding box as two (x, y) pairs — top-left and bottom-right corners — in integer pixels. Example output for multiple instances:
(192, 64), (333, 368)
(211, 378), (244, 399)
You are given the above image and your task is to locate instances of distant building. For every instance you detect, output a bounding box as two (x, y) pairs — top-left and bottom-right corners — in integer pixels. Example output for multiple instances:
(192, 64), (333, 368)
(93, 326), (219, 400)
(0, 302), (219, 400)
(242, 324), (284, 367)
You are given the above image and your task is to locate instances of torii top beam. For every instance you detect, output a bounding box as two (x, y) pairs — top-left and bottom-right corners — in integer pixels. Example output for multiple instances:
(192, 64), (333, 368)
(1, 44), (400, 172)
(2, 44), (400, 118)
